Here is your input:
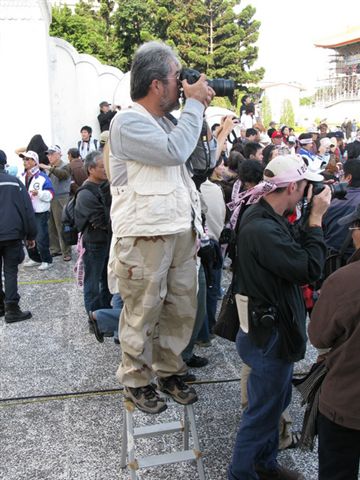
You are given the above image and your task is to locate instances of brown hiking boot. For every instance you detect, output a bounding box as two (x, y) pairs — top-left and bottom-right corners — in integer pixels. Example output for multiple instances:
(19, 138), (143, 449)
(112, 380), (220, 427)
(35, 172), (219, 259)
(158, 375), (198, 405)
(124, 384), (167, 414)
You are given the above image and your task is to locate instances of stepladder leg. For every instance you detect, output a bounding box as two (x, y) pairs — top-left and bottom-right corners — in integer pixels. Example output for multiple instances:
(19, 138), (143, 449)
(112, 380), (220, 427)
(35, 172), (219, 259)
(120, 405), (128, 469)
(125, 401), (139, 480)
(183, 405), (190, 451)
(187, 404), (206, 480)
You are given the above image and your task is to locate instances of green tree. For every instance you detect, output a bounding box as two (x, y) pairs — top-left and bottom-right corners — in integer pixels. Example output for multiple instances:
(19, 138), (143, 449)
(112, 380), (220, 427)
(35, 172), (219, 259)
(280, 99), (295, 128)
(50, 1), (118, 67)
(99, 0), (115, 43)
(154, 0), (264, 103)
(206, 1), (264, 87)
(50, 0), (265, 98)
(299, 96), (314, 106)
(260, 94), (272, 128)
(112, 0), (157, 71)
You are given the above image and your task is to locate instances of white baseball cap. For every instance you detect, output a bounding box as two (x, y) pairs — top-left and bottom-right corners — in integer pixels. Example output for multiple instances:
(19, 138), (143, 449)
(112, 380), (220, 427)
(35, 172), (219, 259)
(264, 154), (323, 187)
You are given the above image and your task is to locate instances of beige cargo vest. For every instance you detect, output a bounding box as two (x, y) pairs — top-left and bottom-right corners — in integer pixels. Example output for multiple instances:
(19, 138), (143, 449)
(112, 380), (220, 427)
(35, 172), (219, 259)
(109, 104), (202, 237)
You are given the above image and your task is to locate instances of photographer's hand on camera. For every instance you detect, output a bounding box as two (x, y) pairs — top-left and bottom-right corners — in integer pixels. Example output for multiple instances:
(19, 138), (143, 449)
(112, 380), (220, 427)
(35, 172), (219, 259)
(308, 184), (331, 228)
(222, 115), (238, 133)
(182, 74), (215, 108)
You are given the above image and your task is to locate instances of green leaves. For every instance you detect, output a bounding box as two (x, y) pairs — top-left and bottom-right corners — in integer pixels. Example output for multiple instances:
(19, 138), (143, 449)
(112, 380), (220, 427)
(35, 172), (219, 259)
(50, 0), (265, 102)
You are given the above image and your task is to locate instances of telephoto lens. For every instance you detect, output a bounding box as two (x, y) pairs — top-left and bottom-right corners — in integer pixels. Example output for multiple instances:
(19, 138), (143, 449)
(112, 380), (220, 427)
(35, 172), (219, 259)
(179, 68), (242, 98)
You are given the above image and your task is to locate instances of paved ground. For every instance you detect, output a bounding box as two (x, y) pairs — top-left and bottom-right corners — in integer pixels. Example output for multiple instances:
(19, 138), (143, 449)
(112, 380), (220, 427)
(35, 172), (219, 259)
(0, 254), (325, 480)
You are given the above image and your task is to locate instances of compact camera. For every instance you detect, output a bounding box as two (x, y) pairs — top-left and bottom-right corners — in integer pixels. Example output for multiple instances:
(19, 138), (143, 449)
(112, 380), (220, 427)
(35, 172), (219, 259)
(251, 305), (277, 328)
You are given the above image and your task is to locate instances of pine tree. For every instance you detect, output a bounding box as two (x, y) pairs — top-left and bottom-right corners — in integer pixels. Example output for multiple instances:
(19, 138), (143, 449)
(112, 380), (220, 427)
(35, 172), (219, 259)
(206, 1), (264, 87)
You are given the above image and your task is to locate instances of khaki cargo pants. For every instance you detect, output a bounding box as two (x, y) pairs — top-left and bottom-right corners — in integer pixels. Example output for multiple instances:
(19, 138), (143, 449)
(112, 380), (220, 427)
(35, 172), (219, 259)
(111, 229), (197, 388)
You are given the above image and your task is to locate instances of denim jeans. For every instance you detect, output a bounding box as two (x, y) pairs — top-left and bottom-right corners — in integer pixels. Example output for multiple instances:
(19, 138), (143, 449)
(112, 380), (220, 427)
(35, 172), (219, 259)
(95, 293), (123, 339)
(27, 211), (52, 264)
(228, 329), (293, 480)
(182, 265), (207, 362)
(197, 264), (222, 342)
(0, 240), (24, 304)
(83, 241), (112, 313)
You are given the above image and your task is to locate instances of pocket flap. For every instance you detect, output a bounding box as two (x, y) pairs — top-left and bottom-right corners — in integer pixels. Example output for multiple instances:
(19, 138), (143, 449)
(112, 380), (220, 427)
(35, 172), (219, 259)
(133, 182), (176, 196)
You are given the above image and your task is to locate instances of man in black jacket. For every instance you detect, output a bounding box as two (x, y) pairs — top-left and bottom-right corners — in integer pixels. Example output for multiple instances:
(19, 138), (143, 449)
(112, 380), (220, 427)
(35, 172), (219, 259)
(74, 151), (112, 321)
(97, 101), (117, 132)
(0, 150), (37, 323)
(228, 155), (331, 480)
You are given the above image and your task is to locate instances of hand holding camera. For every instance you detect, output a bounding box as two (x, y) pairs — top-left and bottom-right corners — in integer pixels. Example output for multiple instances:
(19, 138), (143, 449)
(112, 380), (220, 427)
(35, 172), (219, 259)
(182, 73), (215, 108)
(308, 185), (331, 227)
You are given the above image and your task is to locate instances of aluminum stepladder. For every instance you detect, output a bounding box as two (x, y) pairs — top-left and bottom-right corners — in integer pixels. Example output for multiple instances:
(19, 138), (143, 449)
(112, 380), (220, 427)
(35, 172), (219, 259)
(120, 394), (206, 479)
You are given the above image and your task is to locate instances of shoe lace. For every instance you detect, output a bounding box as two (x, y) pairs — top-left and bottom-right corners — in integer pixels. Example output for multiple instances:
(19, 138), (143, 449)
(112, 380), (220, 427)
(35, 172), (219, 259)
(172, 376), (188, 391)
(142, 384), (158, 400)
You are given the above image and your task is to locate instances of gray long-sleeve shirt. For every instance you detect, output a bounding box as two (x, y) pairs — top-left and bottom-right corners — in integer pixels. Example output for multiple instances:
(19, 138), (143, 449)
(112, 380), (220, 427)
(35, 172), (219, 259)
(109, 99), (205, 187)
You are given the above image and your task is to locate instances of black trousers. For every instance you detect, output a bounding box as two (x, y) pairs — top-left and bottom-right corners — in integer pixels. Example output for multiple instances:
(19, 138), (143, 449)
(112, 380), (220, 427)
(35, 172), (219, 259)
(318, 412), (360, 480)
(0, 240), (24, 305)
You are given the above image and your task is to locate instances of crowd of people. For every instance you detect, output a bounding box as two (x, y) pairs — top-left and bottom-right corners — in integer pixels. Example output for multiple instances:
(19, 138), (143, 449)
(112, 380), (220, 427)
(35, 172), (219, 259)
(1, 40), (359, 480)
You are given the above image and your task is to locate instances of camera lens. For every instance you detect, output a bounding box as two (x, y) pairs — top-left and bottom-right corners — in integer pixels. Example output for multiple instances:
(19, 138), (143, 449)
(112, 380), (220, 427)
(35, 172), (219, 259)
(330, 182), (347, 200)
(208, 79), (236, 98)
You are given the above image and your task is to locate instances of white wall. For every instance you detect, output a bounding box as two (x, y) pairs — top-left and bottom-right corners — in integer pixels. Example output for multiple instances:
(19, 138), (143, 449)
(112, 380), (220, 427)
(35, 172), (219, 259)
(49, 38), (125, 152)
(0, 0), (125, 166)
(0, 0), (53, 168)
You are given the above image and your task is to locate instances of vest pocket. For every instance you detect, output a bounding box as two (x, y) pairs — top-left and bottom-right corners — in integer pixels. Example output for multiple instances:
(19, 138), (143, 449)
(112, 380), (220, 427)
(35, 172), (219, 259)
(133, 183), (177, 225)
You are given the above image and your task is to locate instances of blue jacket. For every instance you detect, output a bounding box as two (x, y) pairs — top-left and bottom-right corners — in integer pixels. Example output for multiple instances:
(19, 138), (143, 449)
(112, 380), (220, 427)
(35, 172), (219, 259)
(0, 169), (37, 242)
(323, 186), (360, 254)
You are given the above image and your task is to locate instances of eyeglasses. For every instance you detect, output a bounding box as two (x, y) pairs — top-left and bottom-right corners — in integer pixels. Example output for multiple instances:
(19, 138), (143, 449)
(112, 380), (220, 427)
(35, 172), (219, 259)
(165, 71), (181, 81)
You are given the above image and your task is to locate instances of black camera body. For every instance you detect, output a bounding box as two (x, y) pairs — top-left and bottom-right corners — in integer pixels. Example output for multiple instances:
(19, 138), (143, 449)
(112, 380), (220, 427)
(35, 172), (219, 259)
(179, 68), (242, 98)
(310, 181), (347, 200)
(251, 305), (277, 328)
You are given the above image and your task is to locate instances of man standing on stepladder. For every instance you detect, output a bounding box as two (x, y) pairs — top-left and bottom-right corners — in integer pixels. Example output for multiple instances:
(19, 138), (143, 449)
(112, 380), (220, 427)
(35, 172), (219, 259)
(109, 41), (214, 414)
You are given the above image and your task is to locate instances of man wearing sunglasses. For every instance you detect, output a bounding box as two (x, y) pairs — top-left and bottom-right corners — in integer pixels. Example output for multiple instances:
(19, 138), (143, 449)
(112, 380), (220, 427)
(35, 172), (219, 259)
(109, 41), (214, 414)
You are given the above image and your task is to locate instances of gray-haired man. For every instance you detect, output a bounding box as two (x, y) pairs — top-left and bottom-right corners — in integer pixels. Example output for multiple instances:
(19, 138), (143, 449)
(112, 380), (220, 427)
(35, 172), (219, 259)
(109, 41), (214, 414)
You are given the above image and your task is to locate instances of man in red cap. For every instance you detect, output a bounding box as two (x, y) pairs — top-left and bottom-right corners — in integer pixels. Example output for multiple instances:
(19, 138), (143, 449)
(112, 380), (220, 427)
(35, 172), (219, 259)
(271, 130), (283, 146)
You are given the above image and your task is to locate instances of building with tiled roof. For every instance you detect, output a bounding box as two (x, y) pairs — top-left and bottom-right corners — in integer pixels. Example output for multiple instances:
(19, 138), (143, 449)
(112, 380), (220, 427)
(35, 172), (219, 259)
(314, 27), (360, 119)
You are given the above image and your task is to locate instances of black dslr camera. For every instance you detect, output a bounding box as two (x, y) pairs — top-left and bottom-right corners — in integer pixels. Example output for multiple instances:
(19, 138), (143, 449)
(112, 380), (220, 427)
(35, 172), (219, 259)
(307, 181), (347, 200)
(179, 68), (243, 99)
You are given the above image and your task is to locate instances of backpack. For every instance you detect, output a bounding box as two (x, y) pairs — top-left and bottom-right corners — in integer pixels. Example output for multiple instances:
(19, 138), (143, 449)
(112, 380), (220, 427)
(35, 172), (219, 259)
(61, 183), (100, 246)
